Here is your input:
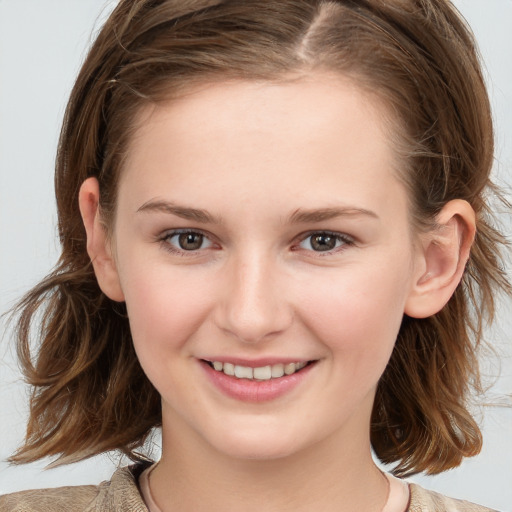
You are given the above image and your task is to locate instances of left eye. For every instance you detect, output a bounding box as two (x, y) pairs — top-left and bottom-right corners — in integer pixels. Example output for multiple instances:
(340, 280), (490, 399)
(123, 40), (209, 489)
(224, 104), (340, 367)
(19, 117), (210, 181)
(299, 232), (350, 252)
(165, 231), (213, 251)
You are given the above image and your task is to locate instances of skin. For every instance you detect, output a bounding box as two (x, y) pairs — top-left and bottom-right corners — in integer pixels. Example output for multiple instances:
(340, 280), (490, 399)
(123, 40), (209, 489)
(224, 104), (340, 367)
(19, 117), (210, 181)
(80, 75), (475, 512)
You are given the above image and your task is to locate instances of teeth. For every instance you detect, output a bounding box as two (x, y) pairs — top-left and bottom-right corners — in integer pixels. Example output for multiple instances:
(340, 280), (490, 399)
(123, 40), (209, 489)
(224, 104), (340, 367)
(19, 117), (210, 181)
(284, 363), (296, 375)
(253, 366), (272, 380)
(210, 361), (308, 380)
(271, 364), (285, 378)
(223, 362), (235, 376)
(234, 365), (253, 379)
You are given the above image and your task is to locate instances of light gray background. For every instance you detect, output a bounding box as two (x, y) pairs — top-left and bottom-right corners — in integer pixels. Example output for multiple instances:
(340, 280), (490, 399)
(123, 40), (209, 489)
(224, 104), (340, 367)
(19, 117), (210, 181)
(0, 1), (511, 510)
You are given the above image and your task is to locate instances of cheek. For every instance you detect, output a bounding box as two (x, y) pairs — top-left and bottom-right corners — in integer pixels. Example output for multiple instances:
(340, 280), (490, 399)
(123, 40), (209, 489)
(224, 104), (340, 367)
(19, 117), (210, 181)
(296, 261), (410, 367)
(118, 259), (215, 359)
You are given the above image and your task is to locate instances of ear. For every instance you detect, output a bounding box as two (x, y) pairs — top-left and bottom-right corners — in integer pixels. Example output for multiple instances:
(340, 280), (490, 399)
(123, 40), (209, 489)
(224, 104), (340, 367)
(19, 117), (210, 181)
(404, 199), (475, 318)
(78, 177), (125, 302)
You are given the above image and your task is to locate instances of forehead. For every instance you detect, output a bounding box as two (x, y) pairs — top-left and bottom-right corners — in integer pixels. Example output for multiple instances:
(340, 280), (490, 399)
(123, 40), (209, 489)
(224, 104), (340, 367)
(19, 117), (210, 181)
(129, 74), (394, 151)
(120, 75), (408, 219)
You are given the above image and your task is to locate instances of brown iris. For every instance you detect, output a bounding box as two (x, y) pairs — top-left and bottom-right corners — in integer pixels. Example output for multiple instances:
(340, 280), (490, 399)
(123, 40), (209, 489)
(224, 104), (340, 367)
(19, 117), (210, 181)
(178, 232), (204, 250)
(310, 233), (337, 251)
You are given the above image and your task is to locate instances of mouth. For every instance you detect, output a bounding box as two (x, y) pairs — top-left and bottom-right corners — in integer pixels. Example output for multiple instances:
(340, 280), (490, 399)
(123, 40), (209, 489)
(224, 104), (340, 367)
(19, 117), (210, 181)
(203, 360), (314, 381)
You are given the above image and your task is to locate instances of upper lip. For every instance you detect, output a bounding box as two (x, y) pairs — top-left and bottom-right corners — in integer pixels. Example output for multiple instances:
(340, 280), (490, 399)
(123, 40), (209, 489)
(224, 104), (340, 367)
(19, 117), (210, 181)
(200, 357), (315, 367)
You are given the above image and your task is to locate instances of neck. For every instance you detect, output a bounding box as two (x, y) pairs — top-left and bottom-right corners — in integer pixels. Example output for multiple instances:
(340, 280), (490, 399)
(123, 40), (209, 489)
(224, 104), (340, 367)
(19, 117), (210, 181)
(151, 415), (388, 512)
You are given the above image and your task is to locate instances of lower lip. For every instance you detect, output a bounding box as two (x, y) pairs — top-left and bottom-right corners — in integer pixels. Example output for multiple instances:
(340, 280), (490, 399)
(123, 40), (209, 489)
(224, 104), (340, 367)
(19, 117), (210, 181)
(200, 361), (316, 403)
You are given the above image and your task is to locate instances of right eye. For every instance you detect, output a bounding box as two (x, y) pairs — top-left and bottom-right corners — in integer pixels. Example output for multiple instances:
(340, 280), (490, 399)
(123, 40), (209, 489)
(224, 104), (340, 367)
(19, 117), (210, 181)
(162, 230), (213, 253)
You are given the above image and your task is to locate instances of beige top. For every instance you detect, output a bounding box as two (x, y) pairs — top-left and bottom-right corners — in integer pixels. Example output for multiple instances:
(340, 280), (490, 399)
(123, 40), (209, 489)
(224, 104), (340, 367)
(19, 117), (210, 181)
(138, 465), (410, 512)
(0, 464), (499, 512)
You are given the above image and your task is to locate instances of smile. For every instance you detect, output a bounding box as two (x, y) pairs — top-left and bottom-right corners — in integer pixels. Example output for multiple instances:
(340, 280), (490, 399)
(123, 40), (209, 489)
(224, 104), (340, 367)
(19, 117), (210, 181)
(201, 359), (317, 402)
(207, 361), (309, 380)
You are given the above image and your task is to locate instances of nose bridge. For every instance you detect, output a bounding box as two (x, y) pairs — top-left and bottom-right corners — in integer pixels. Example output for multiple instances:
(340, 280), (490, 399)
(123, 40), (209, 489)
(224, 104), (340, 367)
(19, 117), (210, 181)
(217, 248), (291, 343)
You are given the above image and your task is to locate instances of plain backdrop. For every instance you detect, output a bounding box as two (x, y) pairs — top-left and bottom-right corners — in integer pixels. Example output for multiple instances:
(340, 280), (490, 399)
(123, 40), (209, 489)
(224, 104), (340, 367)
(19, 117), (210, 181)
(0, 1), (511, 510)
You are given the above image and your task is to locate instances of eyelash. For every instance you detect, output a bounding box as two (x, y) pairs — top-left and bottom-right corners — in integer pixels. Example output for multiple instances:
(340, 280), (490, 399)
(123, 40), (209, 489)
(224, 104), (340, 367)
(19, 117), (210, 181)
(158, 229), (355, 257)
(294, 231), (355, 255)
(159, 229), (215, 256)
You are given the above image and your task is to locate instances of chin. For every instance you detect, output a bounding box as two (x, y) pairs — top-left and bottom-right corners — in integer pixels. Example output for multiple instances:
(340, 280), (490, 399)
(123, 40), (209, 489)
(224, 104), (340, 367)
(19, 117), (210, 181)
(208, 425), (306, 461)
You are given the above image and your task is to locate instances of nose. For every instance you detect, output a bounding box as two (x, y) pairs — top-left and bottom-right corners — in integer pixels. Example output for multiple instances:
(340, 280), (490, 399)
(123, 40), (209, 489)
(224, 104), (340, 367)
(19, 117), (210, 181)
(214, 251), (293, 344)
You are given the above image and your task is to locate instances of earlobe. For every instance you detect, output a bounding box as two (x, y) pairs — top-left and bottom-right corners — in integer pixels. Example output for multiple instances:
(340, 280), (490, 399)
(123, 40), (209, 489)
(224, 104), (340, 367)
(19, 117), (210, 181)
(78, 177), (125, 302)
(405, 199), (475, 318)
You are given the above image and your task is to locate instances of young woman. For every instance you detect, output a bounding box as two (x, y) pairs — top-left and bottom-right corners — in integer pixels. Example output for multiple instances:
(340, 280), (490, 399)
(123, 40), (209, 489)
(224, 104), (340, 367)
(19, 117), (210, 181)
(1, 1), (510, 510)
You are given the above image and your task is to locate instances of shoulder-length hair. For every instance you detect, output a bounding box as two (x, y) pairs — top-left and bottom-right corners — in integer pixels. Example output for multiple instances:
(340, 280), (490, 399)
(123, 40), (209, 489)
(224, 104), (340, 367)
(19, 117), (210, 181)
(10, 0), (510, 476)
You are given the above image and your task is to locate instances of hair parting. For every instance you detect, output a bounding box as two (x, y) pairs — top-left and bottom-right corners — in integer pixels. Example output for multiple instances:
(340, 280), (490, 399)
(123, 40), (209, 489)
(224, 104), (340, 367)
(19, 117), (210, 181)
(8, 0), (511, 476)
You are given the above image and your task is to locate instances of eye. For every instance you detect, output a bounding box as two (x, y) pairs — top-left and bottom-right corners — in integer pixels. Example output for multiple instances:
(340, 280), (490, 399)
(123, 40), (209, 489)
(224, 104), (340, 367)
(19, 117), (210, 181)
(164, 230), (213, 252)
(298, 232), (352, 252)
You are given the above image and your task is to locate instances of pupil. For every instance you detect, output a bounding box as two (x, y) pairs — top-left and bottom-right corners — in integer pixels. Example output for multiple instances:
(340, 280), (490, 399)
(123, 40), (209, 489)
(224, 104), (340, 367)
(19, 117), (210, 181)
(179, 233), (203, 250)
(311, 234), (335, 251)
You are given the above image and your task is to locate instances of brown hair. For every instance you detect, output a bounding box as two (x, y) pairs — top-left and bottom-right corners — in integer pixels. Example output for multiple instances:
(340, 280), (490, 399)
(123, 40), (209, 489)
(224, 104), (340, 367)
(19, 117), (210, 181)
(9, 0), (510, 476)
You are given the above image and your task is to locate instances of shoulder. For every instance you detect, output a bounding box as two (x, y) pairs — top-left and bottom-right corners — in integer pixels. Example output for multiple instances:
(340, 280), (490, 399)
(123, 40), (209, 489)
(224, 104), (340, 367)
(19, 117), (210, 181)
(409, 483), (499, 512)
(0, 464), (149, 512)
(0, 485), (98, 512)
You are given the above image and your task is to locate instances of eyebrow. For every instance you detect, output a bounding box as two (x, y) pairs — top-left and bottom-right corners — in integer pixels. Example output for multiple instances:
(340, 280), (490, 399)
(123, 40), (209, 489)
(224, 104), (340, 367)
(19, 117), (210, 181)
(288, 207), (379, 223)
(137, 200), (378, 225)
(137, 199), (222, 224)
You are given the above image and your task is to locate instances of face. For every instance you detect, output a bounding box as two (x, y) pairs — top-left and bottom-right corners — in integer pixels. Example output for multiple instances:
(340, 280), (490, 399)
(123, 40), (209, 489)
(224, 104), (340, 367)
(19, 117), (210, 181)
(108, 76), (424, 461)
